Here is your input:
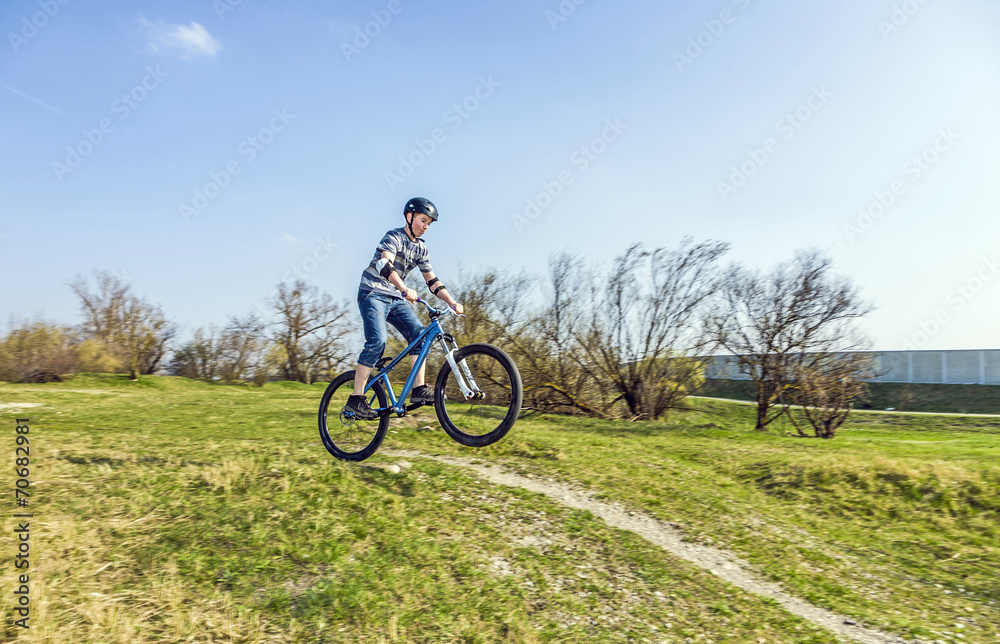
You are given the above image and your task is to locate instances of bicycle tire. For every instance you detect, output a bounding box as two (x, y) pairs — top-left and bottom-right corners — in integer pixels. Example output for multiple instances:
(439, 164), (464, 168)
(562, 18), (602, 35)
(318, 370), (389, 461)
(434, 343), (522, 447)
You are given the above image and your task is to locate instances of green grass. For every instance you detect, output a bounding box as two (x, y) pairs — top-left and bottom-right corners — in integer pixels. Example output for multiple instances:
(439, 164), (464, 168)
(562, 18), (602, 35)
(1, 373), (998, 643)
(695, 378), (1000, 414)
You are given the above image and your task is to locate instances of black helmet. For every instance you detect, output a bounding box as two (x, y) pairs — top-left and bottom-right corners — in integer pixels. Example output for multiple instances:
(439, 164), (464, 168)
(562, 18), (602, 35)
(404, 197), (438, 221)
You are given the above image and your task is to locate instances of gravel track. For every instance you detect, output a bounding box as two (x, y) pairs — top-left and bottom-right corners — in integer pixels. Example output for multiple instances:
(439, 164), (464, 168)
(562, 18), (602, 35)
(386, 449), (914, 644)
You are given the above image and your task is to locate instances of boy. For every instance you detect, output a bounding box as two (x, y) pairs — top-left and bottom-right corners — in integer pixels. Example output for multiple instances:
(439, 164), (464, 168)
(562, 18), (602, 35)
(344, 197), (464, 420)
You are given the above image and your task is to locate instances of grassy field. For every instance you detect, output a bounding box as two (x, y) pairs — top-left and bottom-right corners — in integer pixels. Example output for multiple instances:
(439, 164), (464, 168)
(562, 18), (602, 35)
(1, 374), (998, 643)
(695, 378), (1000, 415)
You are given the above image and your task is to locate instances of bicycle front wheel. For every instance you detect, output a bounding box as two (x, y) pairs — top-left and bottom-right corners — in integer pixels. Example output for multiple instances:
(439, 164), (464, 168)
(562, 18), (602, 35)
(434, 343), (522, 447)
(318, 370), (389, 461)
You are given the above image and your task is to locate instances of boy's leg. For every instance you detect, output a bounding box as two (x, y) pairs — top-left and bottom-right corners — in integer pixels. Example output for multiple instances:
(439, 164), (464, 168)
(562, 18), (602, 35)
(408, 355), (425, 387)
(355, 291), (388, 396)
(387, 300), (427, 387)
(353, 364), (373, 395)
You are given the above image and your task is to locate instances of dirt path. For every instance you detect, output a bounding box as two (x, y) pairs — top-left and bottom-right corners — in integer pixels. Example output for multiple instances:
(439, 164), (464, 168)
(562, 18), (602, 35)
(387, 449), (913, 644)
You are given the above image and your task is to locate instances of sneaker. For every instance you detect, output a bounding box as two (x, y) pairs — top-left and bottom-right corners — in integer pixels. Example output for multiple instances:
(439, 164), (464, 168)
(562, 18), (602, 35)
(410, 384), (435, 405)
(343, 394), (378, 420)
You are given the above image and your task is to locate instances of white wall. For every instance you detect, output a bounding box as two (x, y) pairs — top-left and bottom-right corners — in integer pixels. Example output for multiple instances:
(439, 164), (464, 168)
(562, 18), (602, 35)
(703, 351), (1000, 385)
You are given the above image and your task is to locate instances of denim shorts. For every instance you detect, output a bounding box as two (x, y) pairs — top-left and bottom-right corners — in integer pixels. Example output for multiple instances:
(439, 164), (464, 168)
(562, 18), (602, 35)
(357, 289), (426, 368)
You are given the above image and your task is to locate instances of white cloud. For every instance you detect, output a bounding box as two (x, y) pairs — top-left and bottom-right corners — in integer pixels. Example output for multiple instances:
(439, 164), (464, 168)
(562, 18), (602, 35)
(282, 233), (303, 243)
(142, 18), (221, 60)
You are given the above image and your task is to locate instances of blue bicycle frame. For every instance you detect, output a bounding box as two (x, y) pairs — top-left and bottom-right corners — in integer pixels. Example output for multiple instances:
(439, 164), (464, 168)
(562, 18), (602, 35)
(363, 299), (472, 415)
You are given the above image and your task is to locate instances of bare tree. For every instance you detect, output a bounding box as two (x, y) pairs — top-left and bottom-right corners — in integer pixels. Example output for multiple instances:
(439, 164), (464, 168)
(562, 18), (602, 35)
(266, 280), (353, 384)
(440, 263), (610, 417)
(575, 239), (730, 420)
(453, 270), (532, 345)
(218, 314), (268, 384)
(516, 254), (611, 417)
(167, 326), (221, 380)
(118, 296), (175, 379)
(167, 316), (270, 384)
(68, 271), (176, 379)
(705, 249), (872, 430)
(68, 272), (130, 345)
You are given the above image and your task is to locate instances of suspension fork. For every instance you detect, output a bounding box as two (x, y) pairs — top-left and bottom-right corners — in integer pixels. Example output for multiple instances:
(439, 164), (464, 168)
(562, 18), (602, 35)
(437, 335), (483, 400)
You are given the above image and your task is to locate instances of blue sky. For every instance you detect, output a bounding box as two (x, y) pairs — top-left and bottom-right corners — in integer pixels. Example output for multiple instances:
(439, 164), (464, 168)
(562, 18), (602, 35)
(2, 0), (998, 351)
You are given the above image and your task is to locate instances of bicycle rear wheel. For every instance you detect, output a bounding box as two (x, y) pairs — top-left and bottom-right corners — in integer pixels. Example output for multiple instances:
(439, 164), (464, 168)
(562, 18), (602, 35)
(318, 371), (389, 461)
(434, 343), (522, 447)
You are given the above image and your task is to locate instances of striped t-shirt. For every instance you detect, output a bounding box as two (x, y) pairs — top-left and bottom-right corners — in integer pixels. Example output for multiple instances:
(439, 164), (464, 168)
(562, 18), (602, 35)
(359, 227), (434, 298)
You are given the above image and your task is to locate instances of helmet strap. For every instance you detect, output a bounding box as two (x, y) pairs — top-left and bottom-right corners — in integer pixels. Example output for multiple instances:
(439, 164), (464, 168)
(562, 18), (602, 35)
(405, 212), (416, 240)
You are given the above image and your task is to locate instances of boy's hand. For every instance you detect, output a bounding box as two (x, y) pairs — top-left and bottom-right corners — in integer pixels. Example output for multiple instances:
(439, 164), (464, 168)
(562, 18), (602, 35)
(453, 302), (465, 315)
(403, 288), (419, 302)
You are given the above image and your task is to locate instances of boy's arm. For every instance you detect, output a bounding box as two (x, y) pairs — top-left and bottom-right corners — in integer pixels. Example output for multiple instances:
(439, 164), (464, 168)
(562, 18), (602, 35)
(422, 271), (464, 314)
(377, 251), (418, 301)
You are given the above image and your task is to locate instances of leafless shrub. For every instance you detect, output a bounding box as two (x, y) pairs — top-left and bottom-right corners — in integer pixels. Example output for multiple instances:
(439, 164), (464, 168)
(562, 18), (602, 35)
(782, 352), (875, 438)
(0, 320), (79, 382)
(705, 249), (872, 430)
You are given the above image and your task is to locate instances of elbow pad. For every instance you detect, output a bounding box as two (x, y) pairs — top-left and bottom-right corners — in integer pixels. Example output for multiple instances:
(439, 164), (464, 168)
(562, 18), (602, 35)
(427, 277), (446, 296)
(375, 258), (394, 279)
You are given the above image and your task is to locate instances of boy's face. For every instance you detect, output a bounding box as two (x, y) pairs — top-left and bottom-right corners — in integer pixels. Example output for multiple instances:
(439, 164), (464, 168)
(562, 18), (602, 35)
(408, 213), (434, 237)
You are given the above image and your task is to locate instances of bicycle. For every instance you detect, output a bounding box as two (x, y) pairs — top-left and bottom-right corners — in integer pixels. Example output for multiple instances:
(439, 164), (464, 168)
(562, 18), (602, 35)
(318, 298), (523, 461)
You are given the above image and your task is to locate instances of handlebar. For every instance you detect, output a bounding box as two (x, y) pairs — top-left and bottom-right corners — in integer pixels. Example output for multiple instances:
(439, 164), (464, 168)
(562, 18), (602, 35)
(415, 297), (463, 318)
